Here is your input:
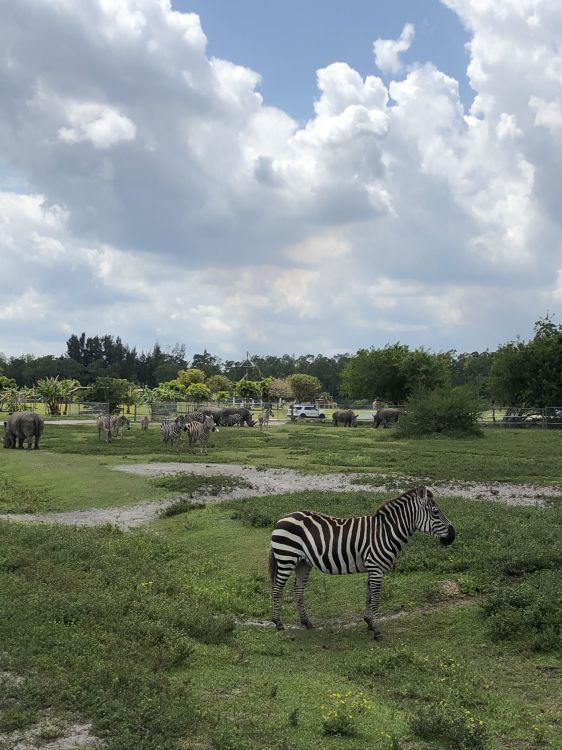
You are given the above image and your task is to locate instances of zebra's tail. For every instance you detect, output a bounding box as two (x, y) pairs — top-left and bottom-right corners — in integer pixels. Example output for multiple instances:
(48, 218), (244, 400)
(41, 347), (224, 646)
(268, 547), (278, 584)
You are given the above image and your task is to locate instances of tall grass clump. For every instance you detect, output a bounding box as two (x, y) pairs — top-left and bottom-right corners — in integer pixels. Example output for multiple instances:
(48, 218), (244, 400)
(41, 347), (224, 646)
(396, 386), (484, 438)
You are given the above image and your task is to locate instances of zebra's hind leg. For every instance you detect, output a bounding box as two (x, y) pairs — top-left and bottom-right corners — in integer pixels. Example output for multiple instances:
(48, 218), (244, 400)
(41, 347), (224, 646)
(270, 553), (295, 631)
(293, 560), (313, 628)
(364, 571), (384, 641)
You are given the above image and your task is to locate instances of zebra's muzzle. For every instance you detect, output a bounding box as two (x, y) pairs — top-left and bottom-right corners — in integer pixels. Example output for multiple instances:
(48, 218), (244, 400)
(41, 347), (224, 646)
(440, 525), (456, 546)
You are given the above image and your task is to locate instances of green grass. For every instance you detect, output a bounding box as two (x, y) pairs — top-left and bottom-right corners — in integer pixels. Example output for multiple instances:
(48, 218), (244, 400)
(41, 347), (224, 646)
(1, 422), (560, 513)
(1, 492), (561, 750)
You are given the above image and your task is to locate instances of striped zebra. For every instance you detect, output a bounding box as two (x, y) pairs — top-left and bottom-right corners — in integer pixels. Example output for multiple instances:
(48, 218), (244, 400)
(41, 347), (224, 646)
(110, 415), (130, 437)
(269, 486), (455, 640)
(140, 416), (150, 431)
(96, 415), (112, 442)
(175, 411), (205, 428)
(183, 415), (216, 454)
(257, 407), (274, 430)
(223, 414), (242, 427)
(160, 419), (183, 451)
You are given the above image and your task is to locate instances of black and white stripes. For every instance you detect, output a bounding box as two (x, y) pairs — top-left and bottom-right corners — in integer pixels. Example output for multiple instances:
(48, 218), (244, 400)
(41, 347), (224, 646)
(159, 419), (183, 450)
(183, 415), (216, 454)
(269, 486), (455, 639)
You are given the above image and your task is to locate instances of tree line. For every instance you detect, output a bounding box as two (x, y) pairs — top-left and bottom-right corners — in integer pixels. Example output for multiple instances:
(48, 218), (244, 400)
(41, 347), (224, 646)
(1, 317), (561, 407)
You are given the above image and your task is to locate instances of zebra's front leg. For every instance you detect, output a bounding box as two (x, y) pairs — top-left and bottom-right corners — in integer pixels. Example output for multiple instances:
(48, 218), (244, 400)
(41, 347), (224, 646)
(364, 571), (384, 641)
(293, 560), (313, 629)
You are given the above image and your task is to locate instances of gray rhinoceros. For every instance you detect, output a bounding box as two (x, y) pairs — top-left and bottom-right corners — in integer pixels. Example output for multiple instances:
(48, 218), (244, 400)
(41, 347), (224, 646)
(4, 411), (44, 449)
(332, 409), (358, 427)
(373, 408), (401, 428)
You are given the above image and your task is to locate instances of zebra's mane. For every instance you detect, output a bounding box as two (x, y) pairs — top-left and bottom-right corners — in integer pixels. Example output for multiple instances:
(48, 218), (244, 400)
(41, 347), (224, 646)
(374, 486), (424, 515)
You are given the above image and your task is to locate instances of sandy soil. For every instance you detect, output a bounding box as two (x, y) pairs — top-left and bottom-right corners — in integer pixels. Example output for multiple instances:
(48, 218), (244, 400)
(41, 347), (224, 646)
(1, 462), (559, 530)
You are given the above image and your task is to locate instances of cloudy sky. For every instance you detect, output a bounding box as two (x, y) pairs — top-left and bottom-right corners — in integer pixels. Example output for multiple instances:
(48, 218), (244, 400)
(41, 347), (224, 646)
(1, 0), (561, 360)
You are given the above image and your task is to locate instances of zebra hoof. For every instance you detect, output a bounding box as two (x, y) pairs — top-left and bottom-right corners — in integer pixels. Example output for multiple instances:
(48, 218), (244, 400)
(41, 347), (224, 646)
(274, 621), (284, 631)
(373, 631), (383, 642)
(301, 619), (314, 629)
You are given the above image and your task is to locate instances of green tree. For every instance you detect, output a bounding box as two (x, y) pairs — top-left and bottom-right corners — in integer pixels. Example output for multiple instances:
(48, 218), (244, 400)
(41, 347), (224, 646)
(153, 381), (187, 402)
(186, 382), (211, 403)
(207, 374), (233, 396)
(177, 368), (206, 387)
(489, 317), (562, 406)
(268, 378), (293, 401)
(288, 374), (322, 403)
(35, 376), (81, 415)
(84, 377), (132, 413)
(341, 344), (450, 403)
(236, 380), (262, 401)
(190, 350), (222, 376)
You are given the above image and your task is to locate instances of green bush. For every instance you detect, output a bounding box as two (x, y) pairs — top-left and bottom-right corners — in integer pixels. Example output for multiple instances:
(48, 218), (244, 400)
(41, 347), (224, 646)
(396, 386), (484, 437)
(482, 571), (562, 652)
(409, 701), (488, 750)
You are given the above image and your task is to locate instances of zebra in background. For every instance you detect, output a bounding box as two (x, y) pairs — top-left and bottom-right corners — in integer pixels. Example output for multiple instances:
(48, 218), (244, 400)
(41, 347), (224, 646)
(140, 416), (150, 431)
(175, 411), (205, 428)
(223, 414), (242, 427)
(183, 415), (216, 454)
(257, 407), (274, 430)
(269, 486), (455, 640)
(110, 415), (130, 437)
(96, 415), (112, 442)
(160, 419), (183, 451)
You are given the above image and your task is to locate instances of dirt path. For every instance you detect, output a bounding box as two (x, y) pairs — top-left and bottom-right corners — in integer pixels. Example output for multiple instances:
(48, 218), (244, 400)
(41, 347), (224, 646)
(1, 462), (559, 530)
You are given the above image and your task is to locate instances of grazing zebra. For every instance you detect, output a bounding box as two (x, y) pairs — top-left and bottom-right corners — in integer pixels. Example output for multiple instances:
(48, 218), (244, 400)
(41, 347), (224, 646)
(96, 415), (112, 442)
(257, 407), (274, 430)
(140, 416), (150, 431)
(183, 415), (216, 454)
(110, 415), (130, 437)
(269, 486), (455, 640)
(160, 419), (183, 451)
(175, 411), (205, 427)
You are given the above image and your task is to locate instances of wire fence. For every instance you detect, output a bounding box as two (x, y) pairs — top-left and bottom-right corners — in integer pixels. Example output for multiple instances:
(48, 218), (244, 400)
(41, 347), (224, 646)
(2, 400), (561, 429)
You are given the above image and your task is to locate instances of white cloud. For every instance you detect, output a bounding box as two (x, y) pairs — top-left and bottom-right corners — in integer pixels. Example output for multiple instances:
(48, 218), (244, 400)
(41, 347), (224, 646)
(373, 23), (415, 75)
(0, 0), (561, 359)
(58, 101), (137, 148)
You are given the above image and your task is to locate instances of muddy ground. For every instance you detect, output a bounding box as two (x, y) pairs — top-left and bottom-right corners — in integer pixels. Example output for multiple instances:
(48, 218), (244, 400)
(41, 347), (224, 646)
(1, 462), (559, 530)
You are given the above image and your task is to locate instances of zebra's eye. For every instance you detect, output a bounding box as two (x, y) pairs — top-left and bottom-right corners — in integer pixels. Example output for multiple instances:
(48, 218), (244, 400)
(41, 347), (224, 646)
(431, 508), (439, 517)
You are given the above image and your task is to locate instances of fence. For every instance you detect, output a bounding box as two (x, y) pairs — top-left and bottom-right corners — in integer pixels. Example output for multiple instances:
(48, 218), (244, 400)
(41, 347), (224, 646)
(2, 400), (562, 429)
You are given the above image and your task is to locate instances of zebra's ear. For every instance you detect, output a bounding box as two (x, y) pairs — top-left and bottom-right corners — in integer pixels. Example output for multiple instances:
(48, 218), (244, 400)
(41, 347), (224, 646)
(417, 485), (428, 502)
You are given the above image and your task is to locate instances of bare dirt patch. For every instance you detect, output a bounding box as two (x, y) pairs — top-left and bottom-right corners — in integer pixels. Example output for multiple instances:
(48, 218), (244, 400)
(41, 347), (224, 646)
(1, 462), (559, 530)
(1, 721), (99, 750)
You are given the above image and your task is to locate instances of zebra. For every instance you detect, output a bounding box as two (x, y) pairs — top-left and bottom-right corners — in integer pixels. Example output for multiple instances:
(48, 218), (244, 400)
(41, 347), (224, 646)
(96, 415), (112, 442)
(223, 414), (242, 427)
(110, 415), (130, 437)
(183, 415), (216, 454)
(257, 407), (274, 430)
(175, 411), (205, 428)
(160, 419), (183, 451)
(268, 486), (455, 640)
(140, 416), (150, 431)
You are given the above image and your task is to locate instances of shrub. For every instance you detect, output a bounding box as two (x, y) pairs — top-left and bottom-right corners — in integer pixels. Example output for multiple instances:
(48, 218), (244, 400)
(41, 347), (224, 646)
(482, 571), (562, 652)
(396, 385), (484, 437)
(409, 701), (488, 750)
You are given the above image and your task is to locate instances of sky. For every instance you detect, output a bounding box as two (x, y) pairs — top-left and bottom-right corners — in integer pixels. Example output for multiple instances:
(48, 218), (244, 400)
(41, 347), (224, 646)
(0, 0), (561, 361)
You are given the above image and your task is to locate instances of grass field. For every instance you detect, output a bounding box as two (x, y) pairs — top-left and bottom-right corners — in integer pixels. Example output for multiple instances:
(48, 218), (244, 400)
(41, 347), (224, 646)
(1, 424), (561, 749)
(1, 422), (562, 513)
